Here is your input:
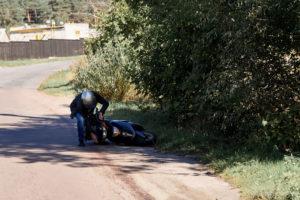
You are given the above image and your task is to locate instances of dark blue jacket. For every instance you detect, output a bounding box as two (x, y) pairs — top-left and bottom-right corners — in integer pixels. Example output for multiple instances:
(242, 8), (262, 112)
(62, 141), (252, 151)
(70, 91), (109, 118)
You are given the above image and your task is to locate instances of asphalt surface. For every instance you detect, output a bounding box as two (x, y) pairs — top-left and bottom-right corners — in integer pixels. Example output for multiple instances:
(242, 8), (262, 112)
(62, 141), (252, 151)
(0, 60), (240, 200)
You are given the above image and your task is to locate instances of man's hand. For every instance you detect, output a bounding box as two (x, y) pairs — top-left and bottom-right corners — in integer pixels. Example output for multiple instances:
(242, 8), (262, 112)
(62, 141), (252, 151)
(99, 112), (104, 120)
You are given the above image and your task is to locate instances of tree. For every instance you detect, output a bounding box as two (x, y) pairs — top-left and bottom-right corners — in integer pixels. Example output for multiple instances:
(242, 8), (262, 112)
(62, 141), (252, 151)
(0, 0), (108, 27)
(86, 0), (300, 150)
(0, 0), (24, 27)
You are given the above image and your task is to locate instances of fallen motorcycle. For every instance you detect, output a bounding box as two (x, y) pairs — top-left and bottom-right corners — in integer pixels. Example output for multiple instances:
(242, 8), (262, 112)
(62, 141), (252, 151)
(84, 108), (157, 146)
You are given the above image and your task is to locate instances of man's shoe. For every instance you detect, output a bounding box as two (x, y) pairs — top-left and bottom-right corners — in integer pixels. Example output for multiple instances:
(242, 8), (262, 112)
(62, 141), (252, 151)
(78, 140), (85, 147)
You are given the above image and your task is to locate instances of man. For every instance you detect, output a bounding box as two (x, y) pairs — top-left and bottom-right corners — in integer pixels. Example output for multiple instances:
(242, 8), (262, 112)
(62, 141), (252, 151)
(70, 90), (109, 147)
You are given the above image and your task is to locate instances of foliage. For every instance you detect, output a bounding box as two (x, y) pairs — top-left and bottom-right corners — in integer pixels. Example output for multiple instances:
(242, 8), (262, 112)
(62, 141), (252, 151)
(88, 0), (300, 150)
(75, 1), (143, 101)
(0, 0), (108, 27)
(0, 0), (23, 27)
(72, 42), (131, 101)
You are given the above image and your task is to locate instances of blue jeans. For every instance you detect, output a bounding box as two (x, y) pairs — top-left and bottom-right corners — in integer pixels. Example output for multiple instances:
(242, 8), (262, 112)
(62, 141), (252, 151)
(75, 113), (85, 142)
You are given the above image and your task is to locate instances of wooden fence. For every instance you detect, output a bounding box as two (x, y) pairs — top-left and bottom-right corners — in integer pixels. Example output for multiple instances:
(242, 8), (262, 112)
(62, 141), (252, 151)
(0, 39), (84, 60)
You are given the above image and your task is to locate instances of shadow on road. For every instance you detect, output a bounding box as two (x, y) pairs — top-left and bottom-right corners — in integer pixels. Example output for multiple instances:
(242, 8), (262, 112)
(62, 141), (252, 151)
(0, 113), (205, 176)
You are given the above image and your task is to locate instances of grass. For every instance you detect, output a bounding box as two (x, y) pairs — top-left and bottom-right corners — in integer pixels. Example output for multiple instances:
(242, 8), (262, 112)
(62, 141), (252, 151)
(38, 69), (75, 96)
(0, 56), (82, 67)
(39, 71), (300, 200)
(222, 156), (300, 200)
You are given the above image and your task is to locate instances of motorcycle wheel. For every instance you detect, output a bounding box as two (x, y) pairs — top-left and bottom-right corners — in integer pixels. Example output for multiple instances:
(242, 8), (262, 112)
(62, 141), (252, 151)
(143, 131), (157, 146)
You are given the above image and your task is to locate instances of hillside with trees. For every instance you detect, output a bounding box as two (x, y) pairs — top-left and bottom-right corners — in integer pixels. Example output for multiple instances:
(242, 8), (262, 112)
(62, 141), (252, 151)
(0, 0), (108, 27)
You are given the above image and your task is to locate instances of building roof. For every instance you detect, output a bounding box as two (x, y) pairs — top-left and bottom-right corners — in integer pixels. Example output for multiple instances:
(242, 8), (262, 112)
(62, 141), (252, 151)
(10, 26), (64, 34)
(7, 23), (97, 41)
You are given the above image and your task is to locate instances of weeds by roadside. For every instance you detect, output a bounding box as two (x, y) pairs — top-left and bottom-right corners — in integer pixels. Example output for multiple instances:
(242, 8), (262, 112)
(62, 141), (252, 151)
(38, 69), (74, 96)
(0, 56), (82, 67)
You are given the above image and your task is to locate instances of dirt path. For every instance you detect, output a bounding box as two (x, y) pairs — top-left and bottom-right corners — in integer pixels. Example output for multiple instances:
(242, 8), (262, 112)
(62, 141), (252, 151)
(0, 60), (239, 200)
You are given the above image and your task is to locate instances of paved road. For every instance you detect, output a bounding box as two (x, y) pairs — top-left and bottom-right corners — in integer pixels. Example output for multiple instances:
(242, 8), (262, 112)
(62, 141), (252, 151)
(0, 61), (239, 200)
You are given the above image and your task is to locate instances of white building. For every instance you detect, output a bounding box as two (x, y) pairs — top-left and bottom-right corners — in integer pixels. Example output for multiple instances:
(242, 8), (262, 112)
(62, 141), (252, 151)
(9, 23), (98, 42)
(0, 29), (9, 42)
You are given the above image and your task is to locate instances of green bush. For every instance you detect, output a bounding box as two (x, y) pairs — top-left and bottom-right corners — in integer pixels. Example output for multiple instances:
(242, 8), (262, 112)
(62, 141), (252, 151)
(73, 41), (131, 101)
(86, 0), (300, 150)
